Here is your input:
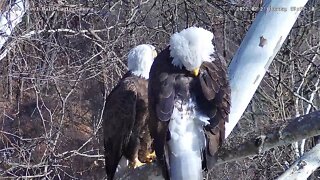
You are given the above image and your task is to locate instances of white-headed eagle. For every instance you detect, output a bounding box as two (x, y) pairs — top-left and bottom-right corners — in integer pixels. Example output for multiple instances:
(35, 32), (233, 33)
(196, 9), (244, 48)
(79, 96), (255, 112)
(148, 27), (231, 180)
(103, 44), (157, 180)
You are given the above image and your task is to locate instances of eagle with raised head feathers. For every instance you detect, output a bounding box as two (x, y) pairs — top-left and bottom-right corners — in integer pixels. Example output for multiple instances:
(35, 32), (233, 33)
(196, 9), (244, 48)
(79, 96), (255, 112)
(148, 27), (231, 180)
(103, 44), (157, 180)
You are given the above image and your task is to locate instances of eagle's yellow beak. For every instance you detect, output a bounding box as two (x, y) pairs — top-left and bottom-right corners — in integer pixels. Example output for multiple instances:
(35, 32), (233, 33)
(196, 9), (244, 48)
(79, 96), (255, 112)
(152, 50), (157, 58)
(192, 68), (200, 77)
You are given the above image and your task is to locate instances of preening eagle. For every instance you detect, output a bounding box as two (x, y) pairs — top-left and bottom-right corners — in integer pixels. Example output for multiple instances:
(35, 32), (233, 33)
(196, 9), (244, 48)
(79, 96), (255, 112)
(103, 44), (157, 180)
(148, 27), (231, 180)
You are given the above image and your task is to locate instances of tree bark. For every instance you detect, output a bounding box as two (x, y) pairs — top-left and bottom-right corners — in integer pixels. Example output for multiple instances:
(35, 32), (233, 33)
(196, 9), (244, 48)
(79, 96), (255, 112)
(276, 143), (320, 180)
(217, 110), (320, 164)
(225, 0), (309, 138)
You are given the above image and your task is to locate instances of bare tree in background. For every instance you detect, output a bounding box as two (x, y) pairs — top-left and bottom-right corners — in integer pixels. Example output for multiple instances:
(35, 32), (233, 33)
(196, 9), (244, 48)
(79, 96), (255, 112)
(0, 0), (319, 179)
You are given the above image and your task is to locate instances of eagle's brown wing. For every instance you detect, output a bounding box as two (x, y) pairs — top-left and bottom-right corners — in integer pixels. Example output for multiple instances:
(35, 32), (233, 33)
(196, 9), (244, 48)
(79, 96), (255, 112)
(148, 47), (173, 180)
(198, 55), (231, 169)
(103, 76), (138, 180)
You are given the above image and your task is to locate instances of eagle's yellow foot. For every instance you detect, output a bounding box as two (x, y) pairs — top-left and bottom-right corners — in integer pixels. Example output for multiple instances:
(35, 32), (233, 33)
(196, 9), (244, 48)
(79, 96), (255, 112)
(129, 158), (145, 168)
(146, 151), (156, 163)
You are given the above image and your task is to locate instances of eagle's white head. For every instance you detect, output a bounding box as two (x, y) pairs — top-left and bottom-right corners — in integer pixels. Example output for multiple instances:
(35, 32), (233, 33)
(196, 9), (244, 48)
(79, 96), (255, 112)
(169, 27), (215, 76)
(128, 44), (157, 79)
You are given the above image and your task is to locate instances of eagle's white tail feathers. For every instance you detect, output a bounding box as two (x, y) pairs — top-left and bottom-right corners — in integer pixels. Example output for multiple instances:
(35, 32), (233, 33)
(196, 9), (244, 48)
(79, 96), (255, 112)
(169, 27), (215, 71)
(168, 98), (209, 180)
(169, 151), (203, 180)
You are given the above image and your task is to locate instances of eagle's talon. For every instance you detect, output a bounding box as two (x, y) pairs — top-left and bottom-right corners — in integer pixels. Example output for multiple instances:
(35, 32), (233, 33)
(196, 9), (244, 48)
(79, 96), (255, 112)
(129, 158), (145, 168)
(146, 151), (156, 163)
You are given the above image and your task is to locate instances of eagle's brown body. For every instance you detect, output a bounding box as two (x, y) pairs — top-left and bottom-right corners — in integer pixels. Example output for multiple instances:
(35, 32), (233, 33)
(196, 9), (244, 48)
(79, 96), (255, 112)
(148, 47), (231, 179)
(103, 72), (153, 180)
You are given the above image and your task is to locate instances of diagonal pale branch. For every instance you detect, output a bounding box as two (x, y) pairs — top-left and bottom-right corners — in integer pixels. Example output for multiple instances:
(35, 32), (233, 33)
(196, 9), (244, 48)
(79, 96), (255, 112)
(225, 0), (309, 138)
(276, 143), (320, 180)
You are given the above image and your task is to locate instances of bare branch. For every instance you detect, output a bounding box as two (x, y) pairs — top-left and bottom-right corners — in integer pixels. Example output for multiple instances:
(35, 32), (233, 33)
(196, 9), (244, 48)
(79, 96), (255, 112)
(217, 110), (320, 164)
(277, 143), (320, 180)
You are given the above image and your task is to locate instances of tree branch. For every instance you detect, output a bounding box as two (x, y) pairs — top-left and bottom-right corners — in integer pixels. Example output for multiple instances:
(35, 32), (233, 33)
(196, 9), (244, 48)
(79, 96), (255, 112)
(276, 143), (320, 180)
(216, 110), (320, 164)
(225, 0), (309, 138)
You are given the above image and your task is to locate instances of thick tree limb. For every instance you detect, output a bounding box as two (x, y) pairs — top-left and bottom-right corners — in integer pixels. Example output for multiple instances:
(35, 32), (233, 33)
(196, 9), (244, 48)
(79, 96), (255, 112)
(216, 110), (320, 164)
(116, 111), (320, 179)
(225, 0), (309, 138)
(276, 143), (320, 180)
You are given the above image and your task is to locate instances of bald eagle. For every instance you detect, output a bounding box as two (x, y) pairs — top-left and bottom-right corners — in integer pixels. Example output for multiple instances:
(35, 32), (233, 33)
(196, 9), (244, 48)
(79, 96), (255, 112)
(103, 44), (157, 180)
(148, 27), (231, 180)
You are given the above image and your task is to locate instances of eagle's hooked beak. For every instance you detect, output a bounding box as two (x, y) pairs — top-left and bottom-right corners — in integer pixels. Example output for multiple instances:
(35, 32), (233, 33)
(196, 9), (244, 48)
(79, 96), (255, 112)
(152, 50), (157, 58)
(192, 68), (200, 77)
